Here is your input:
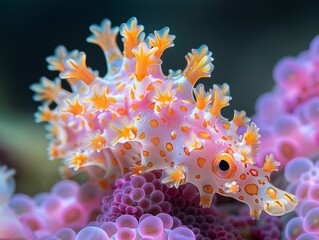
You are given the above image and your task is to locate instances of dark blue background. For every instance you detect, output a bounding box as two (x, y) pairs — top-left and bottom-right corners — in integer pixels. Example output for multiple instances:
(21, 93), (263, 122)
(1, 0), (319, 116)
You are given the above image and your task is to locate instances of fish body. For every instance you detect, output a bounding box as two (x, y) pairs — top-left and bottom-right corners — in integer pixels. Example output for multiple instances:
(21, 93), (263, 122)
(31, 17), (297, 219)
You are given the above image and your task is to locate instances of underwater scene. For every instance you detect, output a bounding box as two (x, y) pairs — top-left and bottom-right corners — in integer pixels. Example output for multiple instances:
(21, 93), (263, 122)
(1, 1), (319, 240)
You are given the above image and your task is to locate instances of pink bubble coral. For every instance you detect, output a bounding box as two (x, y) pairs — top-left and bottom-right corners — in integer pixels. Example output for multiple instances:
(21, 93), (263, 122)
(32, 17), (297, 220)
(95, 170), (241, 239)
(254, 36), (319, 168)
(44, 214), (195, 240)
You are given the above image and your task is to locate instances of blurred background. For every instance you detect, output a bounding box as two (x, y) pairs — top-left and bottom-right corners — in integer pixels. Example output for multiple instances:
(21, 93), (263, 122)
(0, 0), (319, 195)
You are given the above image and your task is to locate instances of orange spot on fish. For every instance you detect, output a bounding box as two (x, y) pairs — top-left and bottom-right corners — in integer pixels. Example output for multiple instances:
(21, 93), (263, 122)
(97, 156), (103, 163)
(131, 104), (138, 110)
(184, 147), (190, 156)
(117, 108), (127, 115)
(275, 201), (283, 208)
(222, 122), (231, 130)
(249, 169), (258, 177)
(180, 105), (188, 112)
(258, 180), (265, 185)
(266, 187), (277, 199)
(198, 131), (211, 140)
(197, 157), (206, 168)
(112, 158), (118, 166)
(151, 137), (160, 146)
(139, 132), (146, 140)
(149, 102), (155, 109)
(171, 131), (176, 140)
(124, 142), (132, 149)
(117, 83), (126, 92)
(240, 174), (246, 180)
(181, 125), (189, 132)
(166, 142), (173, 151)
(244, 184), (259, 196)
(225, 147), (234, 154)
(176, 83), (183, 91)
(159, 150), (166, 157)
(203, 185), (213, 194)
(203, 120), (207, 128)
(150, 119), (159, 128)
(284, 193), (295, 203)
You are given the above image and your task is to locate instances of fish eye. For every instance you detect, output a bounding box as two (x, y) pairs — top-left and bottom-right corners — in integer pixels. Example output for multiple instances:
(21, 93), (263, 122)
(212, 153), (236, 178)
(219, 160), (230, 171)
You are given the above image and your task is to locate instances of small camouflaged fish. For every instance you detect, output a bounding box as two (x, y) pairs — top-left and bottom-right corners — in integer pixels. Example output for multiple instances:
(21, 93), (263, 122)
(31, 17), (297, 219)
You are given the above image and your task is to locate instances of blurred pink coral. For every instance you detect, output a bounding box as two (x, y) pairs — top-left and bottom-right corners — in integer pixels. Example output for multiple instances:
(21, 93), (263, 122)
(8, 180), (103, 238)
(254, 36), (319, 168)
(0, 165), (32, 239)
(284, 157), (319, 239)
(225, 206), (282, 240)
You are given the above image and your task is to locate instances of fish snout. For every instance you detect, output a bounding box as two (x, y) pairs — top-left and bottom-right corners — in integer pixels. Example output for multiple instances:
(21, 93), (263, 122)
(263, 191), (298, 216)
